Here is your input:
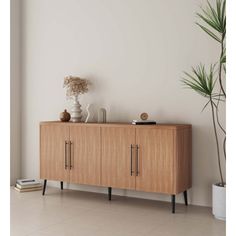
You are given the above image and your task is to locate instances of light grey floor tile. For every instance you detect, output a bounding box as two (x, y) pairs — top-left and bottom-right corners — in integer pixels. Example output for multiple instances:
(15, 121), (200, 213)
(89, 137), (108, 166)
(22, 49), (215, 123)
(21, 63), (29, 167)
(10, 187), (225, 236)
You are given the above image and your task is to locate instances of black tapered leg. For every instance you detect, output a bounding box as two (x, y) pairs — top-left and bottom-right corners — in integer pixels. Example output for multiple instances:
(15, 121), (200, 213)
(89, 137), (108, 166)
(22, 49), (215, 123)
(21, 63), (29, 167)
(60, 181), (63, 190)
(183, 190), (188, 206)
(108, 187), (112, 201)
(42, 179), (47, 196)
(171, 195), (175, 213)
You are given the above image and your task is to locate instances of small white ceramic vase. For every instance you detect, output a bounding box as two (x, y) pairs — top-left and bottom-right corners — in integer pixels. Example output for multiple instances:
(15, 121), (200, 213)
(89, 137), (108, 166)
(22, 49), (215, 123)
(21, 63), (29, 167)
(85, 104), (91, 123)
(212, 183), (226, 220)
(98, 108), (107, 123)
(71, 95), (82, 122)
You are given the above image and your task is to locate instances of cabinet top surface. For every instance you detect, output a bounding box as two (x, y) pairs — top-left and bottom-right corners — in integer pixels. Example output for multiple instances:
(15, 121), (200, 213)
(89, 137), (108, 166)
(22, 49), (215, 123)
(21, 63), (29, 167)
(40, 121), (191, 129)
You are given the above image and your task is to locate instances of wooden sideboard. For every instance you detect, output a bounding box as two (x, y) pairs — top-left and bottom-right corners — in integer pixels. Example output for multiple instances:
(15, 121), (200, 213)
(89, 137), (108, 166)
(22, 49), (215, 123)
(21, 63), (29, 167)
(40, 122), (192, 213)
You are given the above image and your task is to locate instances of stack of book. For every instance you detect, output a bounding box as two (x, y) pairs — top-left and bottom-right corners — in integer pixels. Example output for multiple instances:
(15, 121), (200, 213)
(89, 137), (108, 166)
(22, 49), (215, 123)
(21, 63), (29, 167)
(14, 179), (42, 192)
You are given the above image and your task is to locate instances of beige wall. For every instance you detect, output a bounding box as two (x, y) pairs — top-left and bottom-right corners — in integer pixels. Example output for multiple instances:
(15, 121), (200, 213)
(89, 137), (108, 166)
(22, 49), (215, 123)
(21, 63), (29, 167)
(19, 0), (225, 206)
(10, 0), (21, 185)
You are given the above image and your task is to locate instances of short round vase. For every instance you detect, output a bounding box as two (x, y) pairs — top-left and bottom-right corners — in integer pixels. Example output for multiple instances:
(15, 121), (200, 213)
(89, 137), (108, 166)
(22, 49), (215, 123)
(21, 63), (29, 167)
(60, 109), (71, 122)
(71, 95), (82, 122)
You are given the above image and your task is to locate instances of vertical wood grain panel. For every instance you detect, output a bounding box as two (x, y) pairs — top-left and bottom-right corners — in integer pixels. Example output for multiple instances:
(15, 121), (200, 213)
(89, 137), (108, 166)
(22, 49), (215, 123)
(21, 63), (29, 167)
(69, 126), (101, 186)
(135, 128), (175, 194)
(40, 122), (192, 196)
(174, 128), (192, 194)
(40, 124), (69, 181)
(101, 127), (136, 189)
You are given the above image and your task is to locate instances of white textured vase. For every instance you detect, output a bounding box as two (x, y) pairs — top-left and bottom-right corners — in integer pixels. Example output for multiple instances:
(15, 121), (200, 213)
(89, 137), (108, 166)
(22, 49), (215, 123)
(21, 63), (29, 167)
(71, 95), (82, 122)
(212, 184), (226, 220)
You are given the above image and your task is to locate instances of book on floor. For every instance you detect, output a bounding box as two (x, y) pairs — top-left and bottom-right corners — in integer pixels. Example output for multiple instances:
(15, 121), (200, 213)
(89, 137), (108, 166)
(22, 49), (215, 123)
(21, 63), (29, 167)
(16, 178), (41, 186)
(14, 186), (42, 192)
(15, 179), (42, 192)
(15, 183), (42, 189)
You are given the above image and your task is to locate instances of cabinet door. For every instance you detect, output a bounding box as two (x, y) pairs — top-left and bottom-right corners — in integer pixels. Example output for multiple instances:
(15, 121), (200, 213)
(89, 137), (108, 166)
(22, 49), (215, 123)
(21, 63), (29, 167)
(101, 127), (136, 190)
(40, 124), (69, 181)
(135, 128), (175, 194)
(69, 126), (101, 186)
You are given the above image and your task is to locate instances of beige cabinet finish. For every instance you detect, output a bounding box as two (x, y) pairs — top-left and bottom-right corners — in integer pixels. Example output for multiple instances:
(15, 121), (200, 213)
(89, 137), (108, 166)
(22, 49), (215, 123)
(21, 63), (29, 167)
(40, 123), (101, 186)
(40, 124), (70, 182)
(134, 127), (192, 194)
(174, 128), (192, 194)
(40, 122), (192, 211)
(101, 127), (136, 190)
(70, 126), (101, 186)
(135, 128), (175, 194)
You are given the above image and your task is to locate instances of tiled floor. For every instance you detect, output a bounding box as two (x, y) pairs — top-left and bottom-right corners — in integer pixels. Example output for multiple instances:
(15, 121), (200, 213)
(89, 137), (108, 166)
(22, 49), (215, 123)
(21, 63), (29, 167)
(11, 187), (225, 236)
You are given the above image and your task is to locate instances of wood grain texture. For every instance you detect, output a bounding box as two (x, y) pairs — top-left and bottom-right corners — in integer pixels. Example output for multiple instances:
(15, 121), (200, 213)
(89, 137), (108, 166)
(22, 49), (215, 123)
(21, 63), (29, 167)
(40, 122), (192, 196)
(101, 127), (136, 189)
(40, 124), (69, 181)
(135, 128), (175, 194)
(69, 126), (101, 186)
(174, 128), (192, 194)
(40, 121), (191, 130)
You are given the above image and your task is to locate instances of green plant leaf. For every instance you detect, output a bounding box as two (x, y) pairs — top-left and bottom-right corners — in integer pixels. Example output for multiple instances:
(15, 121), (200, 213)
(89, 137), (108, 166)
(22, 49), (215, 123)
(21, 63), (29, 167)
(196, 0), (226, 40)
(222, 0), (226, 23)
(221, 55), (226, 64)
(183, 71), (208, 93)
(216, 0), (222, 25)
(221, 0), (226, 31)
(207, 0), (221, 27)
(182, 64), (216, 99)
(220, 47), (226, 64)
(197, 13), (221, 32)
(196, 23), (221, 42)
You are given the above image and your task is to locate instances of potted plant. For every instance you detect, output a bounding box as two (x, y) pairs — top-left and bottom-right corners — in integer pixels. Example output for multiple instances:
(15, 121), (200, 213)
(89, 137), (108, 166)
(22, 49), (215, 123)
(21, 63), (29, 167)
(182, 0), (226, 220)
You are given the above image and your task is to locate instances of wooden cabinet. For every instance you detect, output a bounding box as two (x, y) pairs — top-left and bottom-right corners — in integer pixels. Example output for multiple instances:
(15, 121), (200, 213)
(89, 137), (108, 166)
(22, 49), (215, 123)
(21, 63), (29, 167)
(135, 128), (175, 194)
(40, 124), (70, 182)
(40, 122), (191, 213)
(135, 127), (191, 195)
(101, 127), (136, 190)
(69, 126), (101, 186)
(40, 123), (101, 186)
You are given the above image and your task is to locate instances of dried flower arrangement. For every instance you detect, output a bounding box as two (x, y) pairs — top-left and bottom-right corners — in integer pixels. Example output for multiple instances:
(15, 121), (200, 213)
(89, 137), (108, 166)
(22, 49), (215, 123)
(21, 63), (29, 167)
(63, 76), (89, 98)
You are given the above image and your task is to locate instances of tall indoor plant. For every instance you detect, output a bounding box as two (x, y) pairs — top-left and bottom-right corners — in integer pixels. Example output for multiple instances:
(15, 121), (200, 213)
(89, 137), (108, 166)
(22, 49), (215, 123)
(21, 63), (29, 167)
(182, 0), (226, 220)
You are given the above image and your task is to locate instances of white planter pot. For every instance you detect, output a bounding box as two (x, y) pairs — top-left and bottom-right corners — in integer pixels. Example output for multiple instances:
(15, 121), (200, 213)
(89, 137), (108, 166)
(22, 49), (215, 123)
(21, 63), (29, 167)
(212, 184), (226, 220)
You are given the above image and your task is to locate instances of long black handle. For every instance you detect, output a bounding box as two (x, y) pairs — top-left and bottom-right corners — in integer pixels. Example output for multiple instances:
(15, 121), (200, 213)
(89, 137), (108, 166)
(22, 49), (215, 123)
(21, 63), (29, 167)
(69, 141), (72, 169)
(64, 141), (68, 169)
(130, 144), (134, 176)
(136, 145), (139, 176)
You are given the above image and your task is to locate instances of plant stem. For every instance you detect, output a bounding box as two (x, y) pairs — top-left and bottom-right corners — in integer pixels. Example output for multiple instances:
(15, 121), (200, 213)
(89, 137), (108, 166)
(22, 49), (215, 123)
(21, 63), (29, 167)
(215, 33), (226, 161)
(214, 90), (226, 160)
(219, 36), (226, 98)
(223, 136), (226, 160)
(210, 97), (224, 186)
(215, 98), (226, 135)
